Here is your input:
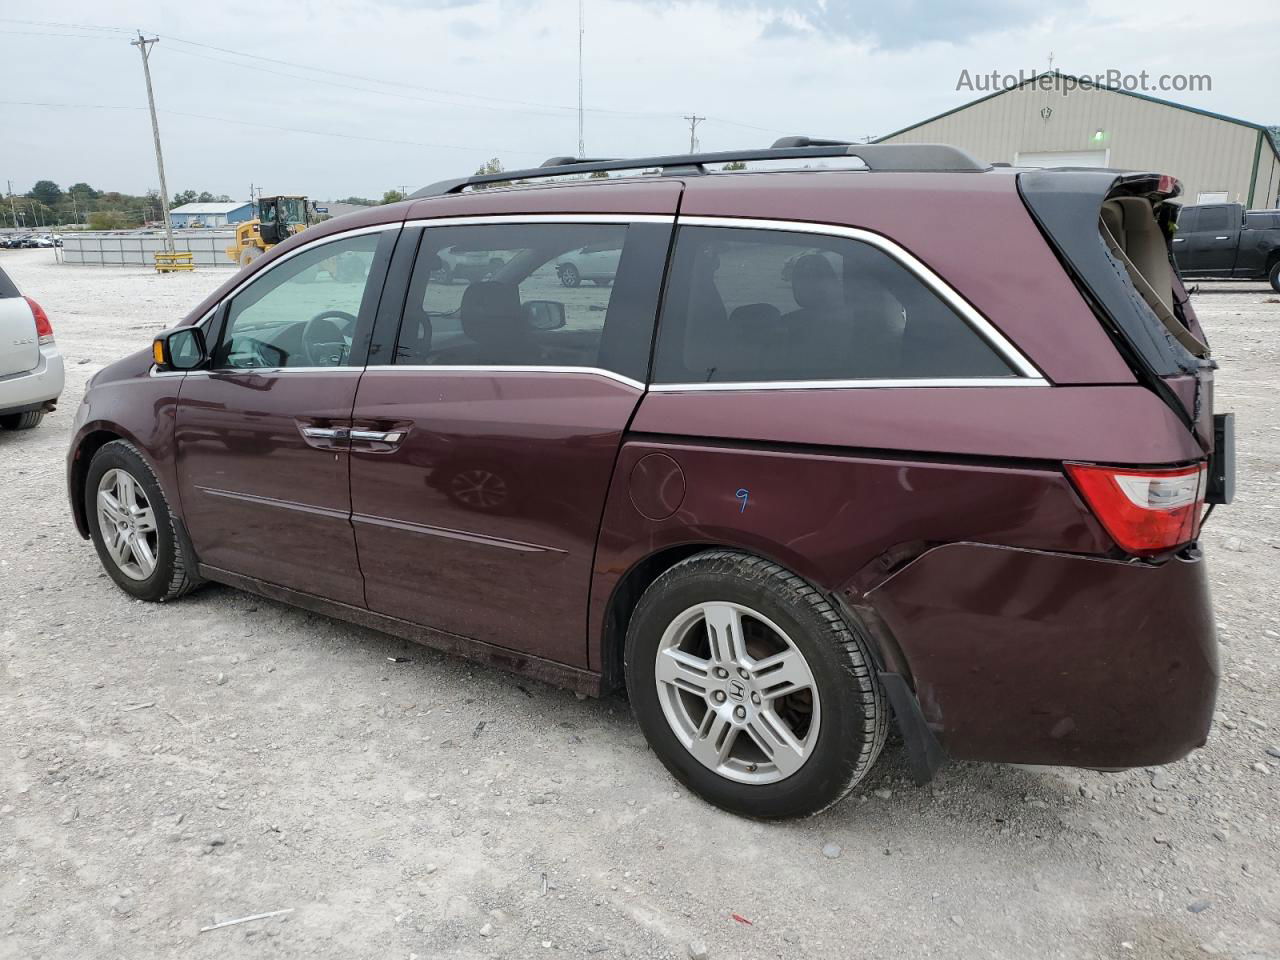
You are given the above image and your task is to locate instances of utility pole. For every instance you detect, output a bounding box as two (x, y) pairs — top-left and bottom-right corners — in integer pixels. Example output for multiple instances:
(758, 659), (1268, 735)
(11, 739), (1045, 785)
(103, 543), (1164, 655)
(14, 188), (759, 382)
(577, 0), (585, 158)
(131, 32), (175, 252)
(6, 181), (17, 229)
(683, 115), (705, 154)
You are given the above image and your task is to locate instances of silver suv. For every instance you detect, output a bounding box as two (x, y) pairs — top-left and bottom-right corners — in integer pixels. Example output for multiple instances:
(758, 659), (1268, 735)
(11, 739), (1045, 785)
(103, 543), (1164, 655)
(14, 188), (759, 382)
(0, 265), (63, 429)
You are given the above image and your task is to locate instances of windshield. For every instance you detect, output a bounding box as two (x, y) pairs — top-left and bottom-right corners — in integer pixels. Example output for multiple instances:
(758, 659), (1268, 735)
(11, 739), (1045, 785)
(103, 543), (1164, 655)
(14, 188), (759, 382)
(279, 198), (307, 224)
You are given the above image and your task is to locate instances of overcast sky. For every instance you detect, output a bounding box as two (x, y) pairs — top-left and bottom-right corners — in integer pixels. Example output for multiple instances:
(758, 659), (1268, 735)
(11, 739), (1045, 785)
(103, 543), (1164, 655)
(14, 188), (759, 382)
(1, 0), (1276, 201)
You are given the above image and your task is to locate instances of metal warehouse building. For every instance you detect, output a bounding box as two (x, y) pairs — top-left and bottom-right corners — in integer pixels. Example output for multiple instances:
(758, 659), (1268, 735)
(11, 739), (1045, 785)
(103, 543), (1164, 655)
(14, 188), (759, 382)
(168, 201), (254, 228)
(877, 73), (1280, 208)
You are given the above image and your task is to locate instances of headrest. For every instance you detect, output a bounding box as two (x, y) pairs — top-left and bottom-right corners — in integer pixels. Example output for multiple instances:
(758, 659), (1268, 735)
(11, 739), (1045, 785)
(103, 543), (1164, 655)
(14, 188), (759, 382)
(790, 253), (843, 310)
(460, 281), (524, 346)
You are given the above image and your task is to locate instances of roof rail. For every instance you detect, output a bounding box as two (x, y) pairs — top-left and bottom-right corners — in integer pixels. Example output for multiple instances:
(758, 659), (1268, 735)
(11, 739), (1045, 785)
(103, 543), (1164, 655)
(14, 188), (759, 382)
(410, 138), (988, 198)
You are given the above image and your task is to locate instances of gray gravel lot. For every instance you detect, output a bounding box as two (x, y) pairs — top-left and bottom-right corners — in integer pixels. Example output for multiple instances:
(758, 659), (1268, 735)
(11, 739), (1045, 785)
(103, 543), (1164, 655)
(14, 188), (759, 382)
(1, 247), (1277, 960)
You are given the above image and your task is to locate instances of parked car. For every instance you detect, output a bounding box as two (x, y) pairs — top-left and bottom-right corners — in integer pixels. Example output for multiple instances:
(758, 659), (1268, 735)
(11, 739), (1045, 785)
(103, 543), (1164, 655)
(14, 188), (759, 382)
(0, 265), (64, 429)
(68, 140), (1231, 818)
(1171, 201), (1280, 291)
(556, 242), (621, 286)
(434, 245), (511, 284)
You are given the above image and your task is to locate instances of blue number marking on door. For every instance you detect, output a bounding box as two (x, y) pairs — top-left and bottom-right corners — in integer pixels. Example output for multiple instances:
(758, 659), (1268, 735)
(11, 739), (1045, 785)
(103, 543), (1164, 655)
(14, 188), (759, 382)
(735, 488), (749, 513)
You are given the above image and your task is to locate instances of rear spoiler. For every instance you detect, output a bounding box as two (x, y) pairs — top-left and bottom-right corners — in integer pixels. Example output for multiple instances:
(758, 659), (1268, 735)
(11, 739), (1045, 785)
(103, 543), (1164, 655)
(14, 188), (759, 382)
(1016, 169), (1202, 379)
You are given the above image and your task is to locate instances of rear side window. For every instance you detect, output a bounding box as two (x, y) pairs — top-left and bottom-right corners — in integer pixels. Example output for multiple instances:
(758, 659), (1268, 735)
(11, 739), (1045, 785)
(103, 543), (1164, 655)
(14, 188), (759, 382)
(395, 221), (667, 382)
(651, 226), (1015, 384)
(0, 266), (18, 299)
(1175, 207), (1199, 232)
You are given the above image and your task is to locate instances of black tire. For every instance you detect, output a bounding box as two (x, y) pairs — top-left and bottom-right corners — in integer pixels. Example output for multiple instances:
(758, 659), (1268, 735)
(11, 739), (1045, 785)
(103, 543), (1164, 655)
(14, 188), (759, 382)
(559, 263), (581, 287)
(85, 440), (200, 602)
(624, 550), (887, 819)
(0, 409), (43, 430)
(1269, 259), (1280, 294)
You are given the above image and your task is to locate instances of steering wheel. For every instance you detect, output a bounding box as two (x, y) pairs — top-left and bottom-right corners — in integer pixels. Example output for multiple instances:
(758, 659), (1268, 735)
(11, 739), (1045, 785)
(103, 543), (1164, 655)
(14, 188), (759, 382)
(301, 310), (356, 366)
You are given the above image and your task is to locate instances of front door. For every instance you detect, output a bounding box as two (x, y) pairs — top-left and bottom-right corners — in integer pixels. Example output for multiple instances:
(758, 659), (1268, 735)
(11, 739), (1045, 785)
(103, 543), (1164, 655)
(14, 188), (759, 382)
(176, 227), (396, 604)
(349, 216), (673, 665)
(1185, 205), (1240, 275)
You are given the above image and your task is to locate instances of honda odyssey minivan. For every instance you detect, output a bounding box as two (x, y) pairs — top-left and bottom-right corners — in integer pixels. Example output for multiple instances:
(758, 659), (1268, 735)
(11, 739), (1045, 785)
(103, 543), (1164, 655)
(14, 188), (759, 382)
(68, 139), (1231, 818)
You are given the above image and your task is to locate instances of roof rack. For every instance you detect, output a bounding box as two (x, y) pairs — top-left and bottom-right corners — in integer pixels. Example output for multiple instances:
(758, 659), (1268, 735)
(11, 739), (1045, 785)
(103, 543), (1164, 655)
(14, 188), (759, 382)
(410, 137), (987, 198)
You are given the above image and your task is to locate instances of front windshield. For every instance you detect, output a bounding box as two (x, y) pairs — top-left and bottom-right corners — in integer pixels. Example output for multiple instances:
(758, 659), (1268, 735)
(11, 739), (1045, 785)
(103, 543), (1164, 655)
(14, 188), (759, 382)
(279, 198), (307, 225)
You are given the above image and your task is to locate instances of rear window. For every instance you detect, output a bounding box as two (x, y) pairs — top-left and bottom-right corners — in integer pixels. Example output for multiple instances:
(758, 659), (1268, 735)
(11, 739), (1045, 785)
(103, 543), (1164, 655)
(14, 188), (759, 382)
(1246, 211), (1279, 229)
(0, 266), (19, 299)
(652, 225), (1015, 384)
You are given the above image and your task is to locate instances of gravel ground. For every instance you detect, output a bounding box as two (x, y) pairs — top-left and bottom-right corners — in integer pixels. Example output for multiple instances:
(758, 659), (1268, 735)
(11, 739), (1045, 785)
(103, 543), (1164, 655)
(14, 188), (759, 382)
(1, 248), (1277, 960)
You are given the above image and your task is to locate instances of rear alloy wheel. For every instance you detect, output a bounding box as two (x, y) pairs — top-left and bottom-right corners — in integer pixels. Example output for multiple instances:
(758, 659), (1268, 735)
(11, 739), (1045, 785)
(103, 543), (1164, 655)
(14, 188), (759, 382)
(559, 263), (581, 287)
(0, 409), (44, 430)
(86, 440), (199, 602)
(1269, 259), (1280, 293)
(625, 550), (887, 818)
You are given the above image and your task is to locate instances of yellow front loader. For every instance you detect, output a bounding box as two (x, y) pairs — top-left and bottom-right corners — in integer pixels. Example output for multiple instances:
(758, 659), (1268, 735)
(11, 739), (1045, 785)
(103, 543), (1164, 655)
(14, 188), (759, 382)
(225, 196), (312, 267)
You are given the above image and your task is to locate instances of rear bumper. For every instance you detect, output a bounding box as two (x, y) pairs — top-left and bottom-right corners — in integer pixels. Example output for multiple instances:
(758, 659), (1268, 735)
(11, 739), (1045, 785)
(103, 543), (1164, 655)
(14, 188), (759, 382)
(868, 543), (1218, 769)
(0, 344), (64, 415)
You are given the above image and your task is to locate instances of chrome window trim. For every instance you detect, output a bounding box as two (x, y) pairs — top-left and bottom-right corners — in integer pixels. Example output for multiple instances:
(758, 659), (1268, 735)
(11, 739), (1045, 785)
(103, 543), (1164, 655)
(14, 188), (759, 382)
(669, 214), (1044, 382)
(403, 213), (675, 229)
(368, 364), (644, 391)
(178, 367), (364, 377)
(649, 376), (1050, 393)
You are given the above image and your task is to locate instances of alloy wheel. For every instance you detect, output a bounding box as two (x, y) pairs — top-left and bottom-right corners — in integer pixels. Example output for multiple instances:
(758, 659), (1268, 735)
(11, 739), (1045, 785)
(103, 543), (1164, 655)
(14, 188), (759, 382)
(654, 601), (821, 784)
(96, 468), (159, 581)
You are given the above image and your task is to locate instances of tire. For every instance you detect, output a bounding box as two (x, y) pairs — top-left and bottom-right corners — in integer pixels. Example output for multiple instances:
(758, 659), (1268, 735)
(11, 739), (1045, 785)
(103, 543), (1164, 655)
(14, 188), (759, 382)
(85, 440), (200, 602)
(1269, 260), (1280, 293)
(238, 246), (262, 268)
(624, 550), (887, 819)
(0, 409), (44, 430)
(559, 263), (581, 287)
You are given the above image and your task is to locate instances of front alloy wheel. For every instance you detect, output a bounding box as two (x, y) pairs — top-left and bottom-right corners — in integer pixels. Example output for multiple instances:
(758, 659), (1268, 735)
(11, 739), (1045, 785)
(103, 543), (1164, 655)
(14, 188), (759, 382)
(96, 468), (159, 580)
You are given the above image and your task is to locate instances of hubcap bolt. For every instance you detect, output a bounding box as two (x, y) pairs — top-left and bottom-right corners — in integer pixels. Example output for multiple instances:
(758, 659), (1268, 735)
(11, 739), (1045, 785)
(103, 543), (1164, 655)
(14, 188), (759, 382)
(713, 691), (727, 703)
(737, 667), (749, 679)
(714, 667), (728, 679)
(733, 705), (746, 720)
(751, 692), (761, 705)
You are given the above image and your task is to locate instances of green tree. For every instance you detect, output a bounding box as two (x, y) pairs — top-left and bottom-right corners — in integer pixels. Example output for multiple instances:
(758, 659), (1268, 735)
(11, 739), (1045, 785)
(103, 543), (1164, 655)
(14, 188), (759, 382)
(28, 180), (62, 207)
(588, 170), (610, 179)
(172, 189), (199, 206)
(722, 161), (747, 171)
(474, 158), (504, 176)
(338, 196), (376, 206)
(67, 182), (99, 200)
(381, 189), (406, 204)
(88, 210), (129, 230)
(197, 191), (231, 202)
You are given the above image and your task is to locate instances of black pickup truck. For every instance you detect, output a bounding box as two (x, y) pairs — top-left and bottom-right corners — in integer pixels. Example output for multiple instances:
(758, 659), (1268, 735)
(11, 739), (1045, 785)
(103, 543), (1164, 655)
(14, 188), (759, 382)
(1172, 202), (1280, 291)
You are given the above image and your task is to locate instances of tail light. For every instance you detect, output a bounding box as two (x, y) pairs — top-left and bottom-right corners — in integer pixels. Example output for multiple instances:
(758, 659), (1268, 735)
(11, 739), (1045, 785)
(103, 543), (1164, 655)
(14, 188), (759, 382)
(25, 296), (54, 345)
(1067, 462), (1206, 556)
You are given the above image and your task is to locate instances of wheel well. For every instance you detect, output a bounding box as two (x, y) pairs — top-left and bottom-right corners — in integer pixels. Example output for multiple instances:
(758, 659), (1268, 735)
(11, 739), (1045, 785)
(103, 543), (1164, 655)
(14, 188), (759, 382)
(598, 543), (912, 694)
(1266, 249), (1280, 271)
(70, 429), (123, 537)
(599, 544), (710, 694)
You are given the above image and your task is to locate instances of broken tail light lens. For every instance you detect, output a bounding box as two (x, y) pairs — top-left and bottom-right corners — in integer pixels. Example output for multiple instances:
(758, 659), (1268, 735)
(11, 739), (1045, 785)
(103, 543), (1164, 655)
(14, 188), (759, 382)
(26, 296), (54, 345)
(1067, 462), (1206, 556)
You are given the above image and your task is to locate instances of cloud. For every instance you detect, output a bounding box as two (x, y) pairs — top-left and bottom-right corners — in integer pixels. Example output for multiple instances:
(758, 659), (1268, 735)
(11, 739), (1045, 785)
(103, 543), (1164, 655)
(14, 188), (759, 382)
(628, 0), (1072, 50)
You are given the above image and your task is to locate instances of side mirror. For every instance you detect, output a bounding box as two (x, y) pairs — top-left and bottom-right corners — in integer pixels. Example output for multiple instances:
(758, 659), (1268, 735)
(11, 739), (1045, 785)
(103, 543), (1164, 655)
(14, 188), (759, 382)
(152, 326), (207, 372)
(523, 300), (566, 331)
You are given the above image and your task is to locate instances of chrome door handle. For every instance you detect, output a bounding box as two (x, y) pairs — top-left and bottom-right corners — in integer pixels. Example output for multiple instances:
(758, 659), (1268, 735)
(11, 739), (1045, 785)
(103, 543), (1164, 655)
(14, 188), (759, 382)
(349, 429), (405, 443)
(1172, 237), (1185, 242)
(1215, 236), (1230, 240)
(301, 426), (346, 439)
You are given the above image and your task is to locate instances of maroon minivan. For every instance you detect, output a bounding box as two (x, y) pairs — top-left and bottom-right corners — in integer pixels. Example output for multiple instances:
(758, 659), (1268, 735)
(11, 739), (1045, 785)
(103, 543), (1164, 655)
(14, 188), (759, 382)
(68, 140), (1232, 818)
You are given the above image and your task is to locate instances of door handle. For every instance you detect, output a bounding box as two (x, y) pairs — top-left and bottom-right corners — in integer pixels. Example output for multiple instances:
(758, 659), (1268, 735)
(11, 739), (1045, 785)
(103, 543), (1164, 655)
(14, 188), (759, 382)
(1172, 237), (1185, 242)
(1215, 236), (1230, 240)
(350, 428), (405, 443)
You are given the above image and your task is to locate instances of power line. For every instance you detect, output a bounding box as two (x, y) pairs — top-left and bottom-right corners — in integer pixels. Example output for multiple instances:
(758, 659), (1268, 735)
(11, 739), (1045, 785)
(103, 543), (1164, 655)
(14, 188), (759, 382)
(0, 100), (546, 156)
(0, 15), (789, 134)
